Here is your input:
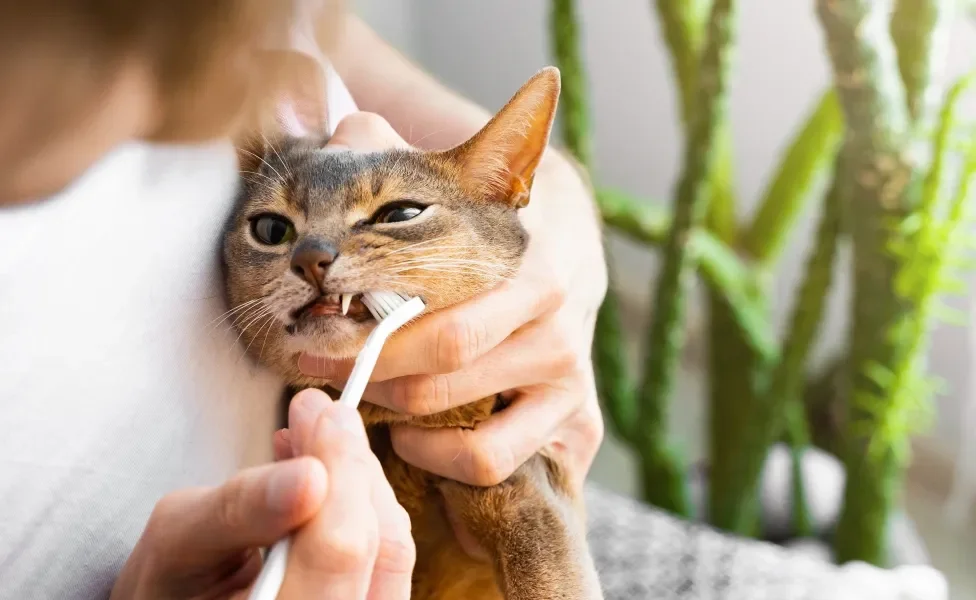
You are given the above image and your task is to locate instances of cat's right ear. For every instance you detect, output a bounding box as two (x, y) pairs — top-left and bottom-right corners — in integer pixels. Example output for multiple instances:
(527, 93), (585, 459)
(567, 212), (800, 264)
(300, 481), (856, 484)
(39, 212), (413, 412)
(442, 67), (561, 208)
(235, 51), (330, 173)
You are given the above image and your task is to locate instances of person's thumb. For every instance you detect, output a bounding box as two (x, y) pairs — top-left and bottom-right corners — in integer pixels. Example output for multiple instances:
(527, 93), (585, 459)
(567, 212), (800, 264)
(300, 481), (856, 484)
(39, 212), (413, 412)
(148, 457), (328, 566)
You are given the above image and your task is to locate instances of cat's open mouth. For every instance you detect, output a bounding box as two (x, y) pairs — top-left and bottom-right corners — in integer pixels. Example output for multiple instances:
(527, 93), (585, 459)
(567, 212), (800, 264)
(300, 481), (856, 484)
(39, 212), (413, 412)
(291, 293), (373, 323)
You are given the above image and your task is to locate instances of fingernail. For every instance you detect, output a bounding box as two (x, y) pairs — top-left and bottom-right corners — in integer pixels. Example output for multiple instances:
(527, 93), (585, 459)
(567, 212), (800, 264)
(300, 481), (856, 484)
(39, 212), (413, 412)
(291, 389), (331, 429)
(298, 353), (340, 378)
(266, 460), (311, 513)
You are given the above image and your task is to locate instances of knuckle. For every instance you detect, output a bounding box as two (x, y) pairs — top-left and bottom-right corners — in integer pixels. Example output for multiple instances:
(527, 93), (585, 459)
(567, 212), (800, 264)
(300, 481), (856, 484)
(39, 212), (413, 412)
(465, 439), (514, 486)
(579, 405), (605, 449)
(538, 319), (579, 379)
(537, 279), (568, 314)
(144, 493), (183, 543)
(376, 534), (417, 574)
(314, 522), (380, 572)
(401, 374), (452, 416)
(553, 349), (579, 379)
(436, 316), (488, 372)
(342, 111), (390, 135)
(214, 480), (248, 533)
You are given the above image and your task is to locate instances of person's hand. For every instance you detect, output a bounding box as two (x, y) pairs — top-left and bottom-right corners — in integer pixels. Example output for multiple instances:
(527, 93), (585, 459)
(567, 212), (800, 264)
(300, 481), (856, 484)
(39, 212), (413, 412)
(110, 388), (414, 600)
(299, 112), (607, 491)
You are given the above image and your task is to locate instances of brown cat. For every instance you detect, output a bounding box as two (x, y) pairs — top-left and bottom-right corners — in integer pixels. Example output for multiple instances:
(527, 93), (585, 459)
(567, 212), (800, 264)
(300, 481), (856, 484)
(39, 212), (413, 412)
(223, 68), (603, 600)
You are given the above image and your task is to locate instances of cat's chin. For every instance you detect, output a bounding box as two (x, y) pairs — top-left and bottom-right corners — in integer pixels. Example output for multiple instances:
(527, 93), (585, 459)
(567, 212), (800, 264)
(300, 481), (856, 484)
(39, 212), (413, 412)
(284, 317), (373, 360)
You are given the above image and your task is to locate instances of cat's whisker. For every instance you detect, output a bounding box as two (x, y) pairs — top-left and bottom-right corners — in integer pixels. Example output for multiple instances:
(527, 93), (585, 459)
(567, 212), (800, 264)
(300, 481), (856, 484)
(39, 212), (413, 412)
(381, 236), (456, 257)
(240, 169), (275, 183)
(242, 312), (278, 364)
(230, 302), (276, 335)
(208, 298), (261, 327)
(257, 311), (279, 363)
(387, 258), (516, 274)
(388, 270), (513, 283)
(392, 257), (511, 267)
(383, 260), (515, 273)
(240, 176), (282, 198)
(210, 301), (268, 335)
(408, 128), (448, 148)
(260, 132), (292, 179)
(232, 306), (278, 351)
(228, 301), (272, 328)
(379, 266), (515, 283)
(388, 246), (490, 258)
(238, 148), (286, 184)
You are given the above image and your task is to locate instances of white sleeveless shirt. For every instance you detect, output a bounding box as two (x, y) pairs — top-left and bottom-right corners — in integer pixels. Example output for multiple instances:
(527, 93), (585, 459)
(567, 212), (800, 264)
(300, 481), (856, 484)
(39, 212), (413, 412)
(0, 70), (357, 600)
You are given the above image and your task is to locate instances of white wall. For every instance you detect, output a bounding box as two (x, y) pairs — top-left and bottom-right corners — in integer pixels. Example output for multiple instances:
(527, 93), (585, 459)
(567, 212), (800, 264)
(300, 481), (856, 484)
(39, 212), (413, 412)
(355, 1), (976, 482)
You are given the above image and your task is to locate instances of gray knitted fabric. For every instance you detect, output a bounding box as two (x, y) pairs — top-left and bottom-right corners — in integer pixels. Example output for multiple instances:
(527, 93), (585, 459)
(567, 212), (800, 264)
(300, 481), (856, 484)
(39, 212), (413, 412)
(583, 485), (947, 600)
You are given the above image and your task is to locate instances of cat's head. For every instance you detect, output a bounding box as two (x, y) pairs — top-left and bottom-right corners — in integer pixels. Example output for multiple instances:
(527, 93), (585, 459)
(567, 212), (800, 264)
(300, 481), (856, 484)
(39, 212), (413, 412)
(222, 68), (560, 382)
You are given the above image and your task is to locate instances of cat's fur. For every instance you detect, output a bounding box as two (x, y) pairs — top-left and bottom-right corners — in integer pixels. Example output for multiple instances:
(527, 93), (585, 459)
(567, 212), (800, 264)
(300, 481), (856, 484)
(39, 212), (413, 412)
(223, 68), (602, 600)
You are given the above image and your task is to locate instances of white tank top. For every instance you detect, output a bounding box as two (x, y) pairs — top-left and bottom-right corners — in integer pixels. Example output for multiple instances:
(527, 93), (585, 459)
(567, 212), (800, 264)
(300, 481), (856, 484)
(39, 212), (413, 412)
(0, 68), (358, 600)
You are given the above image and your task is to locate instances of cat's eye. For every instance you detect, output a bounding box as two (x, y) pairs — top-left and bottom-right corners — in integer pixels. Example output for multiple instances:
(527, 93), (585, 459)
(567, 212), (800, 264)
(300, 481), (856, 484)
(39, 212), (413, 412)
(250, 214), (296, 245)
(373, 202), (427, 225)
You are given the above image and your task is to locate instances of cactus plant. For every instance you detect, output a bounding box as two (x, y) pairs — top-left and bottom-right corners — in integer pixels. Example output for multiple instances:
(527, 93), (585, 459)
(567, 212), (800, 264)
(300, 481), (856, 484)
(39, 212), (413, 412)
(549, 0), (970, 566)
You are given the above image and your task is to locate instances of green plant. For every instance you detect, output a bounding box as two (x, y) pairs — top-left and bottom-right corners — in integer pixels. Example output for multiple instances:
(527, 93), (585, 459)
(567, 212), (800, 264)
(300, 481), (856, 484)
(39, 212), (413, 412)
(550, 0), (974, 565)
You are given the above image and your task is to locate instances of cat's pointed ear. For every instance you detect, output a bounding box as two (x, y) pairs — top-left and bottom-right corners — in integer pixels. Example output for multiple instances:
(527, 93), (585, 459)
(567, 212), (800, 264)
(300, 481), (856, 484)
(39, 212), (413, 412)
(444, 67), (561, 208)
(235, 51), (330, 172)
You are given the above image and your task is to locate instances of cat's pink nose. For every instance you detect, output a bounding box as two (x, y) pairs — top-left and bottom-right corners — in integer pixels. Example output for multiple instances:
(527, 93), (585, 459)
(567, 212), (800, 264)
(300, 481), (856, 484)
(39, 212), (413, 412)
(291, 240), (338, 288)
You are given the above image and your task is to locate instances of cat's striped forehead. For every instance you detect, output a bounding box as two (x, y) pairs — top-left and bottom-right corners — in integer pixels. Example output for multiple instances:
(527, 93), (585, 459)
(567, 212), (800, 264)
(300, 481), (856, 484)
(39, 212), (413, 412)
(240, 142), (459, 225)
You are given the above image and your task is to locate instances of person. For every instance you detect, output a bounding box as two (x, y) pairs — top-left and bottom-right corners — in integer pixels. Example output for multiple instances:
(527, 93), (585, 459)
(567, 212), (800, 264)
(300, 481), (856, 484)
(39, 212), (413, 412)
(0, 2), (605, 599)
(0, 3), (951, 600)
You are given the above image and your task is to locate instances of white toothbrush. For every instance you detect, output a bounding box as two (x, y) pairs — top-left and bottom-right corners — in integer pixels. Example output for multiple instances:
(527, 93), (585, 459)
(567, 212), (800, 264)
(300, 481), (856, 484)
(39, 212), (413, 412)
(248, 291), (425, 600)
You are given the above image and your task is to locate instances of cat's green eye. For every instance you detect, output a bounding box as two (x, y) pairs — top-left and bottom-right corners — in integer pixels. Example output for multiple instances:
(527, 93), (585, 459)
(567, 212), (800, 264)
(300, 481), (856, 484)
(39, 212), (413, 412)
(373, 202), (427, 224)
(250, 214), (296, 245)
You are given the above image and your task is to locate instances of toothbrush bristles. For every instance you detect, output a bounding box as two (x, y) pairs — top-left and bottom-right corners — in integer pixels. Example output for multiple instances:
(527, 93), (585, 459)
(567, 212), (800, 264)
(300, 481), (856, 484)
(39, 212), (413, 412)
(362, 290), (412, 321)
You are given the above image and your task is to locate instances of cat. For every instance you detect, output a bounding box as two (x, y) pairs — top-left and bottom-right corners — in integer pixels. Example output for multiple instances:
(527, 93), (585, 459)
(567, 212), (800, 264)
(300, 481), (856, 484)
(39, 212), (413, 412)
(223, 67), (603, 600)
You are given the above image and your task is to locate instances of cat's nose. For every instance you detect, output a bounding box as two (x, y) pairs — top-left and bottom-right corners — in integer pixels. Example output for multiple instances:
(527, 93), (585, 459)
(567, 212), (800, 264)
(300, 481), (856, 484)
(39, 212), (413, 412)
(291, 239), (339, 288)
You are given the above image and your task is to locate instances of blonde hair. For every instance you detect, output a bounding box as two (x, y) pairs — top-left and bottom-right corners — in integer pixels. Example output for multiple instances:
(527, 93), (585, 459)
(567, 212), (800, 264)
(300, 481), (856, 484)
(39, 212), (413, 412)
(0, 0), (342, 144)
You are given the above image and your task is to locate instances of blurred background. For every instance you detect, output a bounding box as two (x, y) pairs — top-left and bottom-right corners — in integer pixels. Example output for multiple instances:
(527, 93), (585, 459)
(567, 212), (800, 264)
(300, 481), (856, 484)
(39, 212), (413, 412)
(354, 1), (976, 597)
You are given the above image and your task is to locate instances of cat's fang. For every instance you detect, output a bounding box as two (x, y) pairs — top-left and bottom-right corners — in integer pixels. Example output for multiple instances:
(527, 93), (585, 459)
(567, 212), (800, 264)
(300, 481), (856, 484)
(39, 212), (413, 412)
(341, 293), (352, 316)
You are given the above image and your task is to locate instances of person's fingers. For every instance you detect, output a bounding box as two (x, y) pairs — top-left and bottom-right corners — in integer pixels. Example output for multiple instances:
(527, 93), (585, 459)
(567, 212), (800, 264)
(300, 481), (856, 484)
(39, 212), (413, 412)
(356, 318), (576, 415)
(365, 456), (415, 600)
(327, 112), (410, 152)
(281, 395), (381, 599)
(143, 457), (327, 567)
(541, 370), (604, 492)
(298, 276), (563, 382)
(390, 383), (582, 486)
(287, 388), (334, 457)
(274, 428), (294, 461)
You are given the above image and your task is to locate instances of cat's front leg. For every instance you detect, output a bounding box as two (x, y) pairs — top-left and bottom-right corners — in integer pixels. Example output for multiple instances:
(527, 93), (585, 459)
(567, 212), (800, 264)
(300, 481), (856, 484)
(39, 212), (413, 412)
(438, 453), (603, 600)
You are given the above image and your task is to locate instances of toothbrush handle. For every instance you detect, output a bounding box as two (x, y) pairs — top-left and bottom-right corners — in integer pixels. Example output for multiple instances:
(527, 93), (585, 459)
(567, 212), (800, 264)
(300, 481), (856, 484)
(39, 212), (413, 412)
(247, 536), (291, 600)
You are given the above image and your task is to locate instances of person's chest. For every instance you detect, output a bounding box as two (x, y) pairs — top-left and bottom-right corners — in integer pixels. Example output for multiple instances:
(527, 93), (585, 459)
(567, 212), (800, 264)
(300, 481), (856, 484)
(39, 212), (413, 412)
(0, 141), (284, 599)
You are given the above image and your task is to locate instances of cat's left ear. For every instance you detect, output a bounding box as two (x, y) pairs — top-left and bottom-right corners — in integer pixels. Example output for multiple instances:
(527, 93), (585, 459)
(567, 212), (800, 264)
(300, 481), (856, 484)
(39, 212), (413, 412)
(443, 67), (561, 208)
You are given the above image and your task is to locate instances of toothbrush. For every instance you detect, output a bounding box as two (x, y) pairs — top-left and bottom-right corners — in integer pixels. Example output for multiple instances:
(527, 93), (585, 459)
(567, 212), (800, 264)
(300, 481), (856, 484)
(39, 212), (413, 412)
(248, 291), (425, 600)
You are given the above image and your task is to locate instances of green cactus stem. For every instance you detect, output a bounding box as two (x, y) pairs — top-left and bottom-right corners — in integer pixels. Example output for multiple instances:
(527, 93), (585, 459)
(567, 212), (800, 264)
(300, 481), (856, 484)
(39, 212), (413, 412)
(549, 0), (639, 445)
(653, 0), (737, 242)
(599, 189), (776, 361)
(891, 0), (956, 129)
(637, 0), (738, 516)
(816, 0), (918, 566)
(744, 90), (844, 267)
(711, 157), (844, 533)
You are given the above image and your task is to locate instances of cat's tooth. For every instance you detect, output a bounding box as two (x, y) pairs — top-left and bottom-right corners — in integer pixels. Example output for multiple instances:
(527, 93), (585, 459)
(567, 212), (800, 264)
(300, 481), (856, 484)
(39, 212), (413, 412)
(341, 293), (352, 316)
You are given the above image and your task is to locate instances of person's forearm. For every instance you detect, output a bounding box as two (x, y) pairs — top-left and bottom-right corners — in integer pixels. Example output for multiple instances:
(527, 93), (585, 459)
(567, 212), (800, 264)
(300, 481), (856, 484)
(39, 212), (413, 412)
(330, 15), (489, 150)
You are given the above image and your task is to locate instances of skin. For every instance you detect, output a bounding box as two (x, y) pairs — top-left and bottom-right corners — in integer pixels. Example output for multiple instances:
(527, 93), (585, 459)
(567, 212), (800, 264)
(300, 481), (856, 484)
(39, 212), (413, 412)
(111, 390), (416, 599)
(2, 12), (605, 598)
